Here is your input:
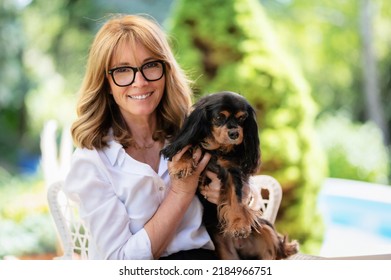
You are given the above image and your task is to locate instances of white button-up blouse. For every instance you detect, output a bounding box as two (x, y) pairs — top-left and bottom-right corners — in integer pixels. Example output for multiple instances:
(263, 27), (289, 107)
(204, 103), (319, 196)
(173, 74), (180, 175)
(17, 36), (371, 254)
(64, 136), (214, 259)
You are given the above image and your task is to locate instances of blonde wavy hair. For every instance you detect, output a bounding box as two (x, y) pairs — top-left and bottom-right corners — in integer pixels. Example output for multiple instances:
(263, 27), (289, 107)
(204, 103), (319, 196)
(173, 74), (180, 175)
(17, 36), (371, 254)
(71, 14), (193, 149)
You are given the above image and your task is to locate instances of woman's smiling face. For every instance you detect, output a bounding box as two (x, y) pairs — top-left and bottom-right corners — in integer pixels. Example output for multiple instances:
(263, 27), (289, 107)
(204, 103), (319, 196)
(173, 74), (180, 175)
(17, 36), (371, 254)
(107, 40), (165, 120)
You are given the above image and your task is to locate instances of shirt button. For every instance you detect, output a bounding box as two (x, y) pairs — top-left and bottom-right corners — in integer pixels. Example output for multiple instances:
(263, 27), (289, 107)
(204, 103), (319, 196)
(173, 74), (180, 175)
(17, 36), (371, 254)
(159, 186), (164, 191)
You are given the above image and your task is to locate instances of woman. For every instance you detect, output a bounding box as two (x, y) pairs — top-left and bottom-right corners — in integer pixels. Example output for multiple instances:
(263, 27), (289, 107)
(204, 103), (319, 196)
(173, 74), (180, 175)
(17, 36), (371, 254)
(65, 14), (261, 260)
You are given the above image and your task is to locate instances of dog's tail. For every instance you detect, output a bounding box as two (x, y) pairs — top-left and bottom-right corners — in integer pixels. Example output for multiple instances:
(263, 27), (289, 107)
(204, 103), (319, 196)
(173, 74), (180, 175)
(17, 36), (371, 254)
(278, 235), (299, 259)
(253, 217), (299, 259)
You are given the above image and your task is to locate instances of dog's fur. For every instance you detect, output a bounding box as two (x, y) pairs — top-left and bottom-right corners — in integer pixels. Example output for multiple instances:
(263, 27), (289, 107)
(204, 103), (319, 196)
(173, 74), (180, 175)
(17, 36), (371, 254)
(161, 91), (298, 259)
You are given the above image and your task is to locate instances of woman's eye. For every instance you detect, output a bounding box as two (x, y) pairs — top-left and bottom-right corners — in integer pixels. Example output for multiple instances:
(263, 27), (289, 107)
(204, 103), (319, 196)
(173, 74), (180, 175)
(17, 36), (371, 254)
(143, 62), (158, 69)
(116, 67), (132, 73)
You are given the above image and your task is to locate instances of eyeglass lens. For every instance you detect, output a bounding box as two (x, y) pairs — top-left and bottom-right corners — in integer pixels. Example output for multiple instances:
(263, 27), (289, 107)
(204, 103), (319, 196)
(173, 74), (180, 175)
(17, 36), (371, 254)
(112, 61), (164, 86)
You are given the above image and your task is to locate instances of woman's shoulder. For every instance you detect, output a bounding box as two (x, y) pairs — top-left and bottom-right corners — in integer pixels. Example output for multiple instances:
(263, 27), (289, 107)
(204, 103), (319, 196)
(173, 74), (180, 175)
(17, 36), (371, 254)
(65, 147), (112, 195)
(70, 138), (124, 172)
(70, 146), (102, 165)
(73, 146), (99, 156)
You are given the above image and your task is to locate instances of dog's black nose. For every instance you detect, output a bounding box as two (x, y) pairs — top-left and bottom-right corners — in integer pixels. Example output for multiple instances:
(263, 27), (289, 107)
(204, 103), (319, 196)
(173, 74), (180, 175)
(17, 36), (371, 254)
(228, 131), (239, 140)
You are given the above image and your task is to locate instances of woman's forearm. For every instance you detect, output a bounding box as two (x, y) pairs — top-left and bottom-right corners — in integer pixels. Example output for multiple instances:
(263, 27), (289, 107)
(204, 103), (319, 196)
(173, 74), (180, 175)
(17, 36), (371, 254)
(144, 187), (195, 259)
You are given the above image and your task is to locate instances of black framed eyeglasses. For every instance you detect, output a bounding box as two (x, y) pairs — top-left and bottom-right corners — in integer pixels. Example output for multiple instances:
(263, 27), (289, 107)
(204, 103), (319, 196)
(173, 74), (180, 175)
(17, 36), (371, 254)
(108, 60), (165, 87)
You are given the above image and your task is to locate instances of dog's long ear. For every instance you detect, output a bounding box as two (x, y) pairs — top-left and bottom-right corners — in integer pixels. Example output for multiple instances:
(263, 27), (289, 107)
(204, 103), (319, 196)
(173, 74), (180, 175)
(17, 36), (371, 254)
(161, 104), (210, 160)
(240, 106), (261, 174)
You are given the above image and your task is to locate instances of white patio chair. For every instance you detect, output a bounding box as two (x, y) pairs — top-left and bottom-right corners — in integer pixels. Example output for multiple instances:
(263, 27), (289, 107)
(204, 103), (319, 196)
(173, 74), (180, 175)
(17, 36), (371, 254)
(249, 175), (282, 224)
(47, 175), (284, 260)
(47, 180), (89, 260)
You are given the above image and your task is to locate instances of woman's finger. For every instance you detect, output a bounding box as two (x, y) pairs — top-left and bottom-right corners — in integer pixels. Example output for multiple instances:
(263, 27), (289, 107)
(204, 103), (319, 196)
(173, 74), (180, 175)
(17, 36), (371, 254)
(204, 171), (220, 190)
(199, 170), (221, 204)
(172, 145), (192, 161)
(194, 151), (210, 173)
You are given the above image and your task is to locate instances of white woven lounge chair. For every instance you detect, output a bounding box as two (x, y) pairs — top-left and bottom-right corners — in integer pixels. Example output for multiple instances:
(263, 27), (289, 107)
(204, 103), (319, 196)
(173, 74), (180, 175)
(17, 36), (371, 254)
(47, 175), (289, 260)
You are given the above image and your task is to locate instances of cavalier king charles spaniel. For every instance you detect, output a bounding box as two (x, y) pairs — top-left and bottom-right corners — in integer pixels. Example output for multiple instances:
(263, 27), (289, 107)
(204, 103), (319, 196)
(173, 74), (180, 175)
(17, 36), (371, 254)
(161, 91), (298, 259)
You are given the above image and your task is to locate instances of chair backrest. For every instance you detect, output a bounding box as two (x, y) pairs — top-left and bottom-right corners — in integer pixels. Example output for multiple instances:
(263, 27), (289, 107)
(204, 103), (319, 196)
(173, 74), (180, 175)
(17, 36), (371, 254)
(47, 175), (282, 260)
(250, 175), (282, 224)
(47, 181), (89, 260)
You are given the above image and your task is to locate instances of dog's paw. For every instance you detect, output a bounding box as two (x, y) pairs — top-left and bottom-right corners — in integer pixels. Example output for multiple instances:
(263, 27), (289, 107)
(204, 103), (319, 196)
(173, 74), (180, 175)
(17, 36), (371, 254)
(219, 205), (254, 239)
(169, 168), (192, 179)
(226, 218), (252, 239)
(232, 226), (252, 239)
(176, 169), (193, 179)
(169, 161), (195, 179)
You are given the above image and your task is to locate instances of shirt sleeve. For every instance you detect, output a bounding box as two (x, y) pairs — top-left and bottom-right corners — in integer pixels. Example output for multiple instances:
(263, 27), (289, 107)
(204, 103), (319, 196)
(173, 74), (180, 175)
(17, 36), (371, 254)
(64, 148), (154, 260)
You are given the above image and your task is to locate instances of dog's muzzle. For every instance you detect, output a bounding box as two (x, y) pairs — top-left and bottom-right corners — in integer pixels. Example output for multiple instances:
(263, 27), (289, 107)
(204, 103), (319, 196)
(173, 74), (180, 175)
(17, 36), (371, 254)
(228, 130), (239, 140)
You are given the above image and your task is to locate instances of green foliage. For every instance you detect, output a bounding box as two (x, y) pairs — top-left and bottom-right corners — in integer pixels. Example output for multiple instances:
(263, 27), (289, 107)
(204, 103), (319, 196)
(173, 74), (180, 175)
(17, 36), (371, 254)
(261, 0), (391, 146)
(0, 214), (57, 259)
(0, 0), (107, 174)
(0, 1), (31, 171)
(0, 174), (57, 258)
(168, 0), (328, 253)
(316, 114), (390, 184)
(21, 0), (102, 142)
(261, 0), (361, 114)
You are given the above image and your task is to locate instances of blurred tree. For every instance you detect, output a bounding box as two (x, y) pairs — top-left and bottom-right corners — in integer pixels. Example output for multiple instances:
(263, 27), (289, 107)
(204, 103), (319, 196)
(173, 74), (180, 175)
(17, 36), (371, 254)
(21, 0), (103, 138)
(360, 0), (388, 144)
(376, 1), (391, 148)
(168, 0), (328, 253)
(0, 0), (31, 173)
(317, 113), (390, 184)
(260, 0), (391, 145)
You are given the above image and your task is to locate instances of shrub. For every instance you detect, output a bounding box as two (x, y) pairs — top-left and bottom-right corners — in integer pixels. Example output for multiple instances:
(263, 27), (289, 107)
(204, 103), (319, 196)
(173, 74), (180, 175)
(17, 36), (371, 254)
(0, 175), (57, 259)
(316, 113), (390, 184)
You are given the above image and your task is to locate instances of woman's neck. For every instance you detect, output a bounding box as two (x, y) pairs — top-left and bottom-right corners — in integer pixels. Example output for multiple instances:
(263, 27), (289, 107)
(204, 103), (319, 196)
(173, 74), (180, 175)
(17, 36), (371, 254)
(125, 114), (157, 146)
(122, 113), (163, 172)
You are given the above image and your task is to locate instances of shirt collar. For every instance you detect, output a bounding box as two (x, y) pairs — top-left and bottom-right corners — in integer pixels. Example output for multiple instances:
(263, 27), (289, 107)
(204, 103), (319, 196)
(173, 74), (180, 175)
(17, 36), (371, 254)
(102, 130), (124, 166)
(102, 129), (168, 177)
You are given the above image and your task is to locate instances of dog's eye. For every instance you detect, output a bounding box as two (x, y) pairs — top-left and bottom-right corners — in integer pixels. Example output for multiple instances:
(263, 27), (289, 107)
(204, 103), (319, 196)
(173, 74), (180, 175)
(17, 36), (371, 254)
(237, 114), (248, 125)
(214, 114), (226, 125)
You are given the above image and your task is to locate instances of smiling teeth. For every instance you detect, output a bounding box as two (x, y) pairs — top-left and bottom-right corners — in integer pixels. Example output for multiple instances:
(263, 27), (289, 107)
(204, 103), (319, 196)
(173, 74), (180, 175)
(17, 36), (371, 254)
(129, 92), (152, 100)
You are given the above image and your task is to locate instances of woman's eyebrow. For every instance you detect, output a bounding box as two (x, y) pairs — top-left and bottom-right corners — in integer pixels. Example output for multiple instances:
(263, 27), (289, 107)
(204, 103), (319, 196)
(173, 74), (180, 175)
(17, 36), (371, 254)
(111, 57), (156, 68)
(110, 62), (131, 68)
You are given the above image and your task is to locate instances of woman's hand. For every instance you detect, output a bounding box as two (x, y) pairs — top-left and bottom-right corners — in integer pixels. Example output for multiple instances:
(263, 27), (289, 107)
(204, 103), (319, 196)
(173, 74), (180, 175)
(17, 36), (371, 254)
(199, 173), (263, 211)
(199, 171), (222, 205)
(168, 145), (211, 195)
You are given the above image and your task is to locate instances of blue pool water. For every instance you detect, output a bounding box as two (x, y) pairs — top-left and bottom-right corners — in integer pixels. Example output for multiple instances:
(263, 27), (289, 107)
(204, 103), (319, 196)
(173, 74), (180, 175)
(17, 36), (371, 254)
(317, 178), (391, 257)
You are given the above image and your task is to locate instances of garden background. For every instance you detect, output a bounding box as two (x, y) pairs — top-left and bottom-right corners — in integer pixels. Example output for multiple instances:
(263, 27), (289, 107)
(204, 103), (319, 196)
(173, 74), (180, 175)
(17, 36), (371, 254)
(1, 0), (390, 259)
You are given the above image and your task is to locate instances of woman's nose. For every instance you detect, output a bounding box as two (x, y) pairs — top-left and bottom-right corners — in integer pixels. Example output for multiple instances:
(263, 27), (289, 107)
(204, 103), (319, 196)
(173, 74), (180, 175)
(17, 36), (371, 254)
(132, 71), (148, 87)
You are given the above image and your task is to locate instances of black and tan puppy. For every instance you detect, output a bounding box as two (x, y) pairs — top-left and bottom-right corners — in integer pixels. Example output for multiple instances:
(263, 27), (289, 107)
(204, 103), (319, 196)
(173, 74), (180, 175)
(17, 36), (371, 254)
(161, 91), (298, 259)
